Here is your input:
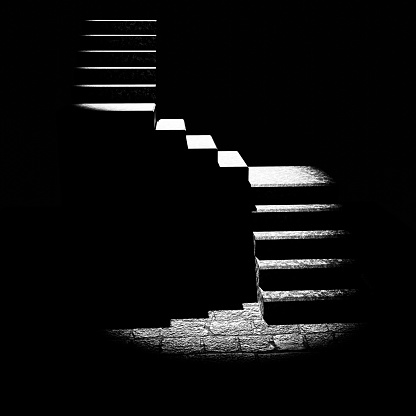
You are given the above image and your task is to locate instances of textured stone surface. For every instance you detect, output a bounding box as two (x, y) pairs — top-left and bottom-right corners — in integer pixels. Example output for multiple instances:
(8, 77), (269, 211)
(239, 335), (275, 352)
(304, 332), (335, 349)
(249, 166), (334, 187)
(161, 319), (210, 337)
(254, 230), (348, 240)
(299, 324), (330, 333)
(273, 333), (306, 351)
(203, 336), (240, 352)
(258, 258), (355, 270)
(105, 302), (369, 361)
(210, 319), (254, 336)
(161, 337), (204, 354)
(261, 289), (360, 302)
(252, 320), (299, 335)
(254, 204), (342, 212)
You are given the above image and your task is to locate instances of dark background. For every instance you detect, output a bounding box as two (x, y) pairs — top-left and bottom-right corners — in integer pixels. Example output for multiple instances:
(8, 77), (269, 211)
(3, 0), (414, 405)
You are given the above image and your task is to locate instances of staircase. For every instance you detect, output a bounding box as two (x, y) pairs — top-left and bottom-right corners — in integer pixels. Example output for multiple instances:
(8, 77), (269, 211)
(66, 17), (371, 328)
(250, 166), (371, 324)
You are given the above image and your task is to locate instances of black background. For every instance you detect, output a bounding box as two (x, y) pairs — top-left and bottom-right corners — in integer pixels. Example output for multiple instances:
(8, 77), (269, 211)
(3, 0), (414, 408)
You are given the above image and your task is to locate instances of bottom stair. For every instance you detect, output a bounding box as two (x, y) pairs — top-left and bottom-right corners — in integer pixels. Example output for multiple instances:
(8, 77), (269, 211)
(258, 287), (371, 324)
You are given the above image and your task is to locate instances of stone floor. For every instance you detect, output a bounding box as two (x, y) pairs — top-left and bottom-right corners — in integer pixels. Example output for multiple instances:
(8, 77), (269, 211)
(106, 302), (368, 365)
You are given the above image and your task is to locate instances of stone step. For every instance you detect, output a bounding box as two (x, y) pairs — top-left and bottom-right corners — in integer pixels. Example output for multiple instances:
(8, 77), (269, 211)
(71, 103), (156, 129)
(72, 85), (156, 103)
(258, 287), (369, 324)
(155, 119), (187, 151)
(252, 204), (345, 231)
(218, 151), (248, 182)
(76, 51), (156, 66)
(186, 135), (218, 167)
(79, 35), (156, 50)
(81, 20), (157, 35)
(253, 230), (354, 259)
(256, 258), (361, 290)
(74, 68), (156, 84)
(249, 166), (338, 204)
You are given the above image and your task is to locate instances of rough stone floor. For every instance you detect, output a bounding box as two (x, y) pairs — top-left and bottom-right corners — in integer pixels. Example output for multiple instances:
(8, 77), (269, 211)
(106, 302), (368, 365)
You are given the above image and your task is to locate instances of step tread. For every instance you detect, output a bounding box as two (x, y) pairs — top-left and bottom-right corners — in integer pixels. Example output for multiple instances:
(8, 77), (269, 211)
(186, 135), (217, 150)
(254, 204), (342, 213)
(218, 151), (247, 168)
(257, 258), (355, 270)
(254, 230), (349, 240)
(249, 166), (334, 187)
(73, 103), (155, 111)
(261, 288), (360, 302)
(156, 119), (186, 131)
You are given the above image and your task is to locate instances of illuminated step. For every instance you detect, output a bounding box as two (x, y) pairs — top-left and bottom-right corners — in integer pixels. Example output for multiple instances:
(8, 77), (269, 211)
(253, 230), (354, 259)
(74, 67), (156, 84)
(249, 166), (338, 204)
(76, 51), (156, 66)
(155, 119), (187, 151)
(252, 203), (345, 231)
(186, 135), (218, 167)
(80, 35), (156, 50)
(72, 84), (156, 103)
(218, 150), (248, 181)
(72, 103), (156, 127)
(82, 20), (157, 35)
(256, 258), (361, 290)
(258, 287), (369, 324)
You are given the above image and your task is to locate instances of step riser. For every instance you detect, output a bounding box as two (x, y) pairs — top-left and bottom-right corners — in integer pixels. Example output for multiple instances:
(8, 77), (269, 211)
(72, 86), (156, 103)
(254, 238), (355, 259)
(260, 300), (369, 324)
(81, 21), (157, 35)
(250, 186), (338, 205)
(252, 211), (345, 231)
(74, 69), (156, 84)
(257, 268), (361, 290)
(76, 52), (156, 66)
(79, 36), (156, 50)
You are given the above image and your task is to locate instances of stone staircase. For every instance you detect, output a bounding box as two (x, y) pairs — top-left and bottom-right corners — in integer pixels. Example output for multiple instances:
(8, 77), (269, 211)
(67, 17), (371, 328)
(250, 166), (371, 324)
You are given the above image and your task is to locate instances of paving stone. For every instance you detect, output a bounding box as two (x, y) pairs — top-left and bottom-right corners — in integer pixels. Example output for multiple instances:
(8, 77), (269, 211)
(299, 324), (330, 333)
(304, 332), (335, 349)
(131, 337), (161, 353)
(273, 333), (306, 351)
(212, 308), (261, 321)
(239, 335), (276, 352)
(252, 320), (299, 335)
(209, 319), (254, 336)
(326, 322), (366, 332)
(203, 336), (240, 353)
(161, 320), (210, 337)
(131, 328), (161, 338)
(161, 337), (204, 354)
